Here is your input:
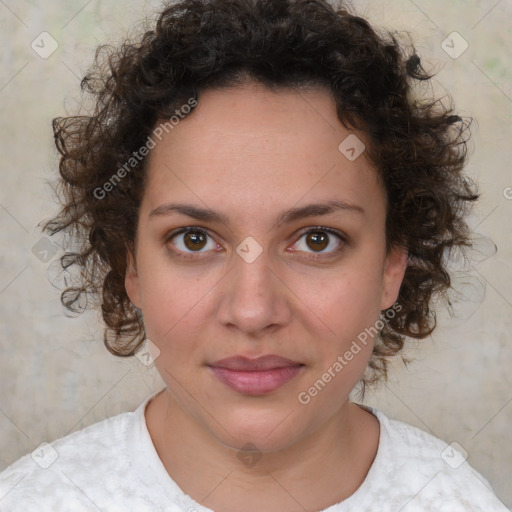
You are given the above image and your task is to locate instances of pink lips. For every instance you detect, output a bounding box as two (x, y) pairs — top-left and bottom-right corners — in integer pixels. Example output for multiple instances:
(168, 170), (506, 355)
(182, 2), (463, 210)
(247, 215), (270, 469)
(208, 355), (304, 395)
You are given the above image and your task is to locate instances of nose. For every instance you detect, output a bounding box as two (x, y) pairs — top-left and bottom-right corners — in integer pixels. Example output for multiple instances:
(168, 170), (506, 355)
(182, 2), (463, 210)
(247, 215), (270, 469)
(216, 244), (292, 337)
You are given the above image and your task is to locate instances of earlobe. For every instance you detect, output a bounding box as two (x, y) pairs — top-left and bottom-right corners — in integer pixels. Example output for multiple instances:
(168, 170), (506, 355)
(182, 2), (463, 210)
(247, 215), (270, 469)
(381, 245), (408, 310)
(125, 247), (142, 309)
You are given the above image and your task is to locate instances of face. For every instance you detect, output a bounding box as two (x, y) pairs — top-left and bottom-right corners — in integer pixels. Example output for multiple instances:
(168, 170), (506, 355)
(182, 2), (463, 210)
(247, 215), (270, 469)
(126, 82), (407, 453)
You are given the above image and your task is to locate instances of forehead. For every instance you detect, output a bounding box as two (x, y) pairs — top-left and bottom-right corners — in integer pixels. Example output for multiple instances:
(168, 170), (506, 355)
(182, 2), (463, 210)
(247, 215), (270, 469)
(141, 82), (385, 222)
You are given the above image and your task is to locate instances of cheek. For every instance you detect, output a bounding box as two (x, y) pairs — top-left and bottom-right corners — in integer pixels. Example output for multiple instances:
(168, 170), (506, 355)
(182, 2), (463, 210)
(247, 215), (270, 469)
(292, 263), (385, 390)
(137, 258), (221, 355)
(298, 266), (384, 339)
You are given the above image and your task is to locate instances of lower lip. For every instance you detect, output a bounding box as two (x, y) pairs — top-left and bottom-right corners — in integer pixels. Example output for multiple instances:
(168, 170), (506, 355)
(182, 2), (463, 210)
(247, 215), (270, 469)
(209, 366), (304, 395)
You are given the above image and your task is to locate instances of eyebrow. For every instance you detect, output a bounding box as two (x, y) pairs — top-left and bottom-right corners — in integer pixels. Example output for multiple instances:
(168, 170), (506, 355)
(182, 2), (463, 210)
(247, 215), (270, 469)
(148, 200), (364, 226)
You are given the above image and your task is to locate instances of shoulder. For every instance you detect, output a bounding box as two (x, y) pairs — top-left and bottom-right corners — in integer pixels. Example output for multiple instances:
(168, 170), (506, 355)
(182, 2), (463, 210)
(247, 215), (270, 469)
(0, 409), (139, 510)
(361, 406), (509, 511)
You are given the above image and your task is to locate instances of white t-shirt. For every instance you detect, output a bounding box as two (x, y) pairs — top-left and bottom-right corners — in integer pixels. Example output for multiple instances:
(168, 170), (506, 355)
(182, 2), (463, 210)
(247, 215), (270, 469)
(0, 390), (508, 512)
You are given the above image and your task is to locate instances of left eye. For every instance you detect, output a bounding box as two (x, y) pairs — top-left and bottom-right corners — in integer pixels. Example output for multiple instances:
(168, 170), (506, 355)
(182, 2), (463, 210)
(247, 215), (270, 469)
(291, 228), (344, 254)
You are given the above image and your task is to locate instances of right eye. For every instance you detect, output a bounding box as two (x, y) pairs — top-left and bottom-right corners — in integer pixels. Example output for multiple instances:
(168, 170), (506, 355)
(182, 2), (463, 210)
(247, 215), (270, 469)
(167, 227), (222, 256)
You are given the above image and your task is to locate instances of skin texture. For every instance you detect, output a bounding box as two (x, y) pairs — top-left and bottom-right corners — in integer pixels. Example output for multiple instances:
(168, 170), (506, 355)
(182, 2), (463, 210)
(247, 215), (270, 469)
(125, 82), (408, 512)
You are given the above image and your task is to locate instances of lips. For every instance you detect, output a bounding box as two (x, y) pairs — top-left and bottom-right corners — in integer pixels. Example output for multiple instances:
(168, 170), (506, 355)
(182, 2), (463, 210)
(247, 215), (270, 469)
(208, 355), (304, 395)
(210, 355), (301, 371)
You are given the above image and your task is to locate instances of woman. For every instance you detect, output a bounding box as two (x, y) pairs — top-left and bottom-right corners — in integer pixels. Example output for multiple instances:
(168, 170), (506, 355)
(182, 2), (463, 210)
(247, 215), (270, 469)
(0, 0), (507, 510)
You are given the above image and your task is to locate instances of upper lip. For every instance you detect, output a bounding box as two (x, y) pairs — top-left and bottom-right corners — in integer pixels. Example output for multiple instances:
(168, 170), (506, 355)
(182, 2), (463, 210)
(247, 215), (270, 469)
(209, 355), (303, 371)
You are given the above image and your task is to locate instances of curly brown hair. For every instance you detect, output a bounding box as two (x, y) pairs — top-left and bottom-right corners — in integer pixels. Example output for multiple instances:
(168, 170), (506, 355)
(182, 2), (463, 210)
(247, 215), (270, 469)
(42, 0), (478, 389)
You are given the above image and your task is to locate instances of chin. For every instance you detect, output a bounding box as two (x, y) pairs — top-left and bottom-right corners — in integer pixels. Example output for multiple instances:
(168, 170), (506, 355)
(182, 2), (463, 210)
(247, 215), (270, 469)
(210, 408), (309, 454)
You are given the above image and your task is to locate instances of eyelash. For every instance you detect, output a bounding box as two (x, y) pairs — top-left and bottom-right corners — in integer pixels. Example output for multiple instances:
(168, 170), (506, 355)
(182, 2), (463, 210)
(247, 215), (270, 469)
(165, 226), (347, 260)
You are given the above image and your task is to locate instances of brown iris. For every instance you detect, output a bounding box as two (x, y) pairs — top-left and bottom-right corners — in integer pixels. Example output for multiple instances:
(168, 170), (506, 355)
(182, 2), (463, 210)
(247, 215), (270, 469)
(306, 231), (328, 252)
(184, 230), (207, 251)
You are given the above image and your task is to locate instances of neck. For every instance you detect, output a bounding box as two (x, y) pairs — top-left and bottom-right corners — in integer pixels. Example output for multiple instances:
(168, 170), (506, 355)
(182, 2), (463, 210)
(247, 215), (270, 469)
(145, 389), (379, 512)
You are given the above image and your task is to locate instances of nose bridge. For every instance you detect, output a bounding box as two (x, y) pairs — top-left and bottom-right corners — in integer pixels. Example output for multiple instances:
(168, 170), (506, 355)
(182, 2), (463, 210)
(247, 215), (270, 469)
(217, 239), (290, 334)
(234, 244), (272, 297)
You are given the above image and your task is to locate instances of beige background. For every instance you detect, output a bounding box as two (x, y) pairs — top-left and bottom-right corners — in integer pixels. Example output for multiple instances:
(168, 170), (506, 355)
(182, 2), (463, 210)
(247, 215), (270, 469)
(0, 0), (511, 508)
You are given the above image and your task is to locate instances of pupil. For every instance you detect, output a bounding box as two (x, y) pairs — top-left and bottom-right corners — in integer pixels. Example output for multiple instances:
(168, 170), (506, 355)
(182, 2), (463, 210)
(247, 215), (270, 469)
(307, 232), (328, 251)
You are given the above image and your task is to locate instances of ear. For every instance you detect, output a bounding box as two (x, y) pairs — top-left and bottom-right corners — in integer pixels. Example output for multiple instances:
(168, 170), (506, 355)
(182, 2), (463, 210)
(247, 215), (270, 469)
(380, 245), (408, 310)
(125, 244), (142, 309)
